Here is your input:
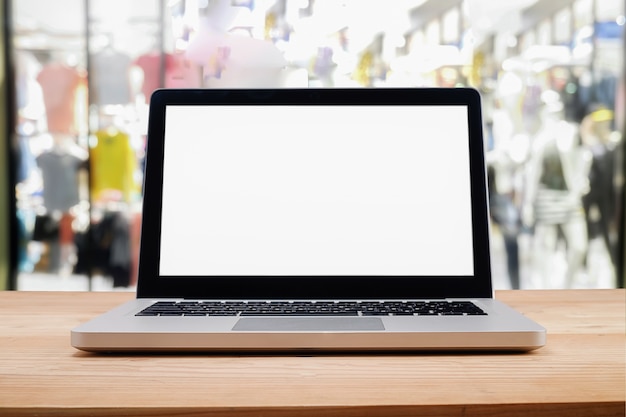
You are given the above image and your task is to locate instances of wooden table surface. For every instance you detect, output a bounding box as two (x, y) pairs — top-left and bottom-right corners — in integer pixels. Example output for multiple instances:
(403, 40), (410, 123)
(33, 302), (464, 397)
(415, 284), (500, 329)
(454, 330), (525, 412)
(1, 289), (624, 417)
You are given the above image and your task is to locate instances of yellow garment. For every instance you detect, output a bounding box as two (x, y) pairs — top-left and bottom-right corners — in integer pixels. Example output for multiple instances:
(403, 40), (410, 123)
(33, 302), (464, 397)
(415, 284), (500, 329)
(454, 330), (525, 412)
(90, 128), (139, 202)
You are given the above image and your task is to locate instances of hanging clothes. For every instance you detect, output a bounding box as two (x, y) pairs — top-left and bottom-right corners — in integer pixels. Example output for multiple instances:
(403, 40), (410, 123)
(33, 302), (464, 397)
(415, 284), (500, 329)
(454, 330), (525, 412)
(74, 211), (132, 288)
(90, 128), (139, 202)
(36, 63), (85, 134)
(36, 148), (84, 212)
(90, 48), (133, 106)
(133, 52), (202, 102)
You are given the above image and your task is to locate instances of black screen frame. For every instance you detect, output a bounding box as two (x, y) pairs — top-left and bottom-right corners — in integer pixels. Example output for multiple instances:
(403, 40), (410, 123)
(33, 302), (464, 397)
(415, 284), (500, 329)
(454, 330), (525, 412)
(137, 88), (493, 300)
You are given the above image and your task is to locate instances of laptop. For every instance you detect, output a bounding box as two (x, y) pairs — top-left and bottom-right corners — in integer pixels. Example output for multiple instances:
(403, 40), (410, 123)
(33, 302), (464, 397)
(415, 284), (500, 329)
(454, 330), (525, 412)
(71, 88), (546, 352)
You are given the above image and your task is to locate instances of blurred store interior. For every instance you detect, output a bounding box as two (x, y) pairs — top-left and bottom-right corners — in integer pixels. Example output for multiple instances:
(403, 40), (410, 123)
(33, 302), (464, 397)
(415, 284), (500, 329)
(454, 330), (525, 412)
(0, 0), (624, 291)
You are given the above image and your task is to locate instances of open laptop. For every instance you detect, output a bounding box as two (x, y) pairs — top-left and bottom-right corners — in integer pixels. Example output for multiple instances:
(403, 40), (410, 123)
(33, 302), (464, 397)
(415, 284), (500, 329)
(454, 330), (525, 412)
(71, 88), (546, 352)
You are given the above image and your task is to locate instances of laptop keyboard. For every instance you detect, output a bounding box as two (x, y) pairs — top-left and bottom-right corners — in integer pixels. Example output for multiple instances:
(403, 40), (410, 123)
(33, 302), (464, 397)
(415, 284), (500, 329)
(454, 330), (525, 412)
(136, 300), (486, 317)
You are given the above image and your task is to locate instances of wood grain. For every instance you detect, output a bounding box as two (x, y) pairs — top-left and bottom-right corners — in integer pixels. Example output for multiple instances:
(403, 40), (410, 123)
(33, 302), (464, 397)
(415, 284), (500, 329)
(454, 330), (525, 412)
(0, 290), (624, 417)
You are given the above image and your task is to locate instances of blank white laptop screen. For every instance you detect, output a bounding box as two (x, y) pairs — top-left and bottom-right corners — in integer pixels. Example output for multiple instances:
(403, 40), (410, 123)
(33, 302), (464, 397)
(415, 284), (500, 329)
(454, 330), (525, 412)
(159, 105), (473, 276)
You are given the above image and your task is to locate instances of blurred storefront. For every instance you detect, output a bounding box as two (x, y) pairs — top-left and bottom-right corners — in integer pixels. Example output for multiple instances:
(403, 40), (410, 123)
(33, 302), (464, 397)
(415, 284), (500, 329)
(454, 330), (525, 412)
(4, 0), (625, 290)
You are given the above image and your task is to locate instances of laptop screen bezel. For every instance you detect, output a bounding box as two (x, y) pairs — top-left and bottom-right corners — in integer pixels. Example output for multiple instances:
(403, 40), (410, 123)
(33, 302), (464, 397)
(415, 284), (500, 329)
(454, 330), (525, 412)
(137, 88), (493, 300)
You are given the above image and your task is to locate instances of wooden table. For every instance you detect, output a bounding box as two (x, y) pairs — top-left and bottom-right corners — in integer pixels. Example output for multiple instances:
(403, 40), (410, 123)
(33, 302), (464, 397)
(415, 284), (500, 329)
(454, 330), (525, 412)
(1, 290), (624, 417)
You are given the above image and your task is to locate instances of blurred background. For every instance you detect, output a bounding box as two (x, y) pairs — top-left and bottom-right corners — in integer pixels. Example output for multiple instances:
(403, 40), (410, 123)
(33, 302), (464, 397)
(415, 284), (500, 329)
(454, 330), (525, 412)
(0, 0), (624, 291)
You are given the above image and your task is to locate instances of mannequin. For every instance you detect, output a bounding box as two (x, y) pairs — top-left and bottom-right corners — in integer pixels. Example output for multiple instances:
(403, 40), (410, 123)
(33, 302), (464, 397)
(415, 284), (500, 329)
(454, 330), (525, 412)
(523, 91), (591, 288)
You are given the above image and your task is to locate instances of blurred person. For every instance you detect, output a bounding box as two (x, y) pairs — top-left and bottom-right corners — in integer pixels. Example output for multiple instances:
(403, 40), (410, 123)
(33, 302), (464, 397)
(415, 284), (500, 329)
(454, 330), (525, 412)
(523, 91), (591, 288)
(487, 165), (521, 289)
(580, 106), (622, 277)
(486, 99), (529, 289)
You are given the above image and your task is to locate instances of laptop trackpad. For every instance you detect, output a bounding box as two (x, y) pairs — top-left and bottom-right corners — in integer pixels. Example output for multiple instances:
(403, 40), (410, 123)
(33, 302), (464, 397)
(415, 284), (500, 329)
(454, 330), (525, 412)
(232, 317), (385, 331)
